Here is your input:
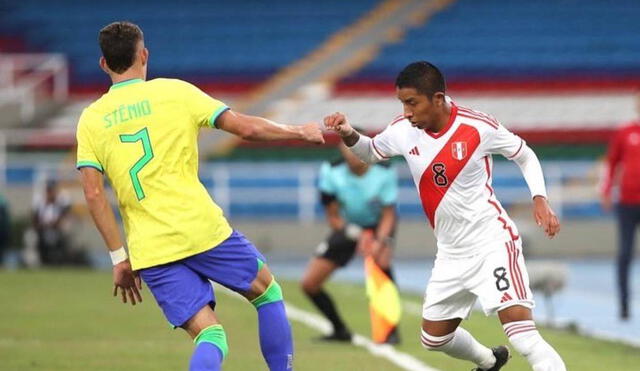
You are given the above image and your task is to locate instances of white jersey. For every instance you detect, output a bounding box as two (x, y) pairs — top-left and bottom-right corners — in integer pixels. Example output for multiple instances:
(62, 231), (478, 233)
(371, 102), (525, 258)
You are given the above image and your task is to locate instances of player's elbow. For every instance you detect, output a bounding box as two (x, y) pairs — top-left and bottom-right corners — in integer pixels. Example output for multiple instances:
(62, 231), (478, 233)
(83, 186), (104, 204)
(237, 125), (258, 141)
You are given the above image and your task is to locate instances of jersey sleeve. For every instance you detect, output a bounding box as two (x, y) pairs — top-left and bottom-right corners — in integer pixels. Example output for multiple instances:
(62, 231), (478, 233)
(317, 162), (335, 194)
(180, 81), (229, 129)
(379, 167), (398, 206)
(484, 123), (525, 159)
(370, 122), (403, 160)
(76, 111), (104, 172)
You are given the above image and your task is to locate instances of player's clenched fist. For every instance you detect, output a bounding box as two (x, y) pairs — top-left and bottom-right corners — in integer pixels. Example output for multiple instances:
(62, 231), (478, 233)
(300, 122), (325, 144)
(324, 112), (354, 137)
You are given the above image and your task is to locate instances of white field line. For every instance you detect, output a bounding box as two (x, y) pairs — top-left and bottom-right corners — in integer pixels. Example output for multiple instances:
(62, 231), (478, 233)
(218, 286), (440, 371)
(402, 300), (423, 316)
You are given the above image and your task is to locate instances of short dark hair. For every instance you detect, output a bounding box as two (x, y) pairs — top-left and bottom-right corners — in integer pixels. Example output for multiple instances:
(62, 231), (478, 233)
(98, 21), (143, 74)
(395, 61), (446, 98)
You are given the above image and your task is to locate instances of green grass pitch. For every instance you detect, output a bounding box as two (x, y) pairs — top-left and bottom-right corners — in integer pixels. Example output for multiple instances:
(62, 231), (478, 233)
(0, 269), (638, 370)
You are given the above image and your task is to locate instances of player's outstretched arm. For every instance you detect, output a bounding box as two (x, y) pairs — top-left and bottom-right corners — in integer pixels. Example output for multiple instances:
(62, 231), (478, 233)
(80, 167), (142, 305)
(324, 112), (381, 164)
(216, 110), (324, 144)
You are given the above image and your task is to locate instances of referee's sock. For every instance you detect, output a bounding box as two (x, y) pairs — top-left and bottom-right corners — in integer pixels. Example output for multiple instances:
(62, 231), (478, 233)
(421, 327), (496, 369)
(252, 279), (294, 371)
(307, 289), (349, 334)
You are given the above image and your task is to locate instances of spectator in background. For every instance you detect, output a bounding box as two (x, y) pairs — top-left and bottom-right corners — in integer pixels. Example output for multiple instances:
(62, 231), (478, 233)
(32, 179), (72, 265)
(0, 194), (9, 265)
(601, 91), (640, 321)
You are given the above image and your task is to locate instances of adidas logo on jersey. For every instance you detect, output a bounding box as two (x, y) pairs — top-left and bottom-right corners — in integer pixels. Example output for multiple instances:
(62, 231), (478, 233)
(500, 292), (513, 303)
(409, 146), (420, 156)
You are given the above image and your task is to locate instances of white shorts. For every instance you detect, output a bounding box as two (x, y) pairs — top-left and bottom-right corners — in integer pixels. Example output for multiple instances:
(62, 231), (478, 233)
(422, 239), (535, 321)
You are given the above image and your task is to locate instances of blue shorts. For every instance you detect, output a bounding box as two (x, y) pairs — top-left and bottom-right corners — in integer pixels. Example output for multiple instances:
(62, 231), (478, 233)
(139, 230), (266, 327)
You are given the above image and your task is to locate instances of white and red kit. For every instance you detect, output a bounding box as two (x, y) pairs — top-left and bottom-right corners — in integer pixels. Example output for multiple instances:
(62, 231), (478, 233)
(349, 99), (548, 319)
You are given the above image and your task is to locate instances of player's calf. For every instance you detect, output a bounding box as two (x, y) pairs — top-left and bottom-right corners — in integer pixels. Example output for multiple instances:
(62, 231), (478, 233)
(503, 320), (566, 371)
(420, 327), (497, 369)
(249, 262), (294, 371)
(190, 325), (227, 371)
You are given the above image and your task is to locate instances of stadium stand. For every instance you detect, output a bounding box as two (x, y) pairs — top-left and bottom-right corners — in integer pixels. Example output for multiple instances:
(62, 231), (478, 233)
(347, 0), (640, 85)
(0, 0), (380, 88)
(2, 0), (639, 224)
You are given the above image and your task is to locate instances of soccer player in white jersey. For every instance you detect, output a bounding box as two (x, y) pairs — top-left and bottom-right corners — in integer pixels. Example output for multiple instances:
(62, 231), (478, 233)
(325, 61), (566, 371)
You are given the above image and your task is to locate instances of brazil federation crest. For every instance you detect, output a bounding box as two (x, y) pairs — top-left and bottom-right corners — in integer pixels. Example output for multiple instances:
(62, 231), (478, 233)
(451, 141), (467, 160)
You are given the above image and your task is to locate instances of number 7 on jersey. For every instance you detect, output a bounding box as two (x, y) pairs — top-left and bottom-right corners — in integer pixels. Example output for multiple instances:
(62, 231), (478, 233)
(119, 127), (154, 201)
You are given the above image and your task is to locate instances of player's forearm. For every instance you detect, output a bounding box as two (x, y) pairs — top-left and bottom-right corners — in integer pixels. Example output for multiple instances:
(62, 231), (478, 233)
(346, 134), (381, 164)
(600, 163), (615, 197)
(325, 203), (345, 230)
(376, 207), (396, 243)
(342, 129), (360, 147)
(327, 215), (344, 231)
(240, 115), (305, 141)
(84, 192), (124, 252)
(511, 145), (548, 199)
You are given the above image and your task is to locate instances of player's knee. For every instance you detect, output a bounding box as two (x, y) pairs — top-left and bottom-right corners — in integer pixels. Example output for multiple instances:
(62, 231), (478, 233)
(246, 259), (274, 297)
(300, 278), (320, 295)
(251, 278), (284, 308)
(420, 329), (454, 351)
(194, 325), (228, 360)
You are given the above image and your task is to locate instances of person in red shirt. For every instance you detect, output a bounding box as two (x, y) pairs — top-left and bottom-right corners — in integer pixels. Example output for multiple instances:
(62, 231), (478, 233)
(601, 92), (640, 320)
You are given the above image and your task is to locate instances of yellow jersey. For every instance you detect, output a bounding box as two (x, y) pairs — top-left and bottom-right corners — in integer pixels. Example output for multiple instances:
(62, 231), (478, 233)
(76, 78), (232, 270)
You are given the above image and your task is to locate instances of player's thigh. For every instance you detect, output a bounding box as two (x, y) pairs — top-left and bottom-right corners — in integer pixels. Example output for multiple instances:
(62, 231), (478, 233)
(184, 230), (266, 295)
(300, 257), (340, 294)
(471, 241), (534, 316)
(423, 257), (477, 324)
(139, 262), (214, 329)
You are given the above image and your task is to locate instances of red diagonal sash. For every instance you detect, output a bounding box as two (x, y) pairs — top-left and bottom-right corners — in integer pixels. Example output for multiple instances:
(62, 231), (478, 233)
(419, 124), (481, 227)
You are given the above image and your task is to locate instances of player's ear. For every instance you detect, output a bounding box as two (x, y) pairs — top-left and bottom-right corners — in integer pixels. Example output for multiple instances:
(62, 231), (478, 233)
(140, 47), (149, 66)
(432, 92), (445, 107)
(99, 56), (110, 75)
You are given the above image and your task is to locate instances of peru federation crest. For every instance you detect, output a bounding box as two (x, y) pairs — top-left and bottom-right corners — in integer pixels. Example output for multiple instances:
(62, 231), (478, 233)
(451, 141), (467, 160)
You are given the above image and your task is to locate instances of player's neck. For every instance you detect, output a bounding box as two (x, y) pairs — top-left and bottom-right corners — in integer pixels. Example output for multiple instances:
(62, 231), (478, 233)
(110, 69), (145, 85)
(430, 102), (452, 133)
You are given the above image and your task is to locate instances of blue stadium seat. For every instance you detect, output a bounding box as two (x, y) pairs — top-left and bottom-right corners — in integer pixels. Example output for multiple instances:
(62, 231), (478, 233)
(0, 0), (380, 84)
(353, 0), (640, 81)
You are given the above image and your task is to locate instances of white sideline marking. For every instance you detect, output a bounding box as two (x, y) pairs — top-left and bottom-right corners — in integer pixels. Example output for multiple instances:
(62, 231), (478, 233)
(285, 304), (440, 371)
(403, 300), (423, 316)
(218, 286), (440, 371)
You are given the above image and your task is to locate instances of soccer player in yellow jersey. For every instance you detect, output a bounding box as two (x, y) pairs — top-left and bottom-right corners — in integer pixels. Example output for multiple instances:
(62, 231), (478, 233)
(77, 21), (323, 371)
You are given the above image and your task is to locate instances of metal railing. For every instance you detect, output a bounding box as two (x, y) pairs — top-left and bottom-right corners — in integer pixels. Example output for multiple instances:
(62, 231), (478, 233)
(0, 53), (68, 124)
(2, 160), (602, 221)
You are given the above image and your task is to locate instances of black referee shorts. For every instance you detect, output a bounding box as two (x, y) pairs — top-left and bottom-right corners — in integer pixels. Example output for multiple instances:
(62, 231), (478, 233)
(314, 226), (395, 267)
(314, 229), (359, 267)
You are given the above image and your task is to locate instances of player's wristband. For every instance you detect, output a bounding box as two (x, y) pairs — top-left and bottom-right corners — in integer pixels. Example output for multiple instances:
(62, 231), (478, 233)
(109, 246), (128, 265)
